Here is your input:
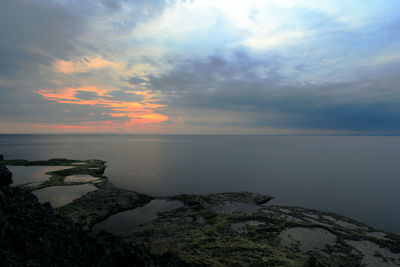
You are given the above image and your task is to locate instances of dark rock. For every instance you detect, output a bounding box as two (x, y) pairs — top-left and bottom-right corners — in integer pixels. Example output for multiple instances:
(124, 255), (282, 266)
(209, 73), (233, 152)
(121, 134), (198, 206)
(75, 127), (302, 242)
(0, 186), (148, 267)
(57, 183), (154, 229)
(0, 155), (13, 214)
(254, 195), (274, 205)
(209, 191), (274, 205)
(0, 155), (13, 187)
(305, 255), (330, 267)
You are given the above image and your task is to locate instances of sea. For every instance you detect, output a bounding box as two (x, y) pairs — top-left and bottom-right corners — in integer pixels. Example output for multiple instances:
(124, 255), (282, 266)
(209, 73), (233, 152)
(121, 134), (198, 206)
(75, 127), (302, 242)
(1, 134), (399, 234)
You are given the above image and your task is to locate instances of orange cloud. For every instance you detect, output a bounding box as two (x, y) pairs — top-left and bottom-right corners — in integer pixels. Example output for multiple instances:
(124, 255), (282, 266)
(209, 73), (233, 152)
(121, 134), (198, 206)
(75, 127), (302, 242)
(38, 86), (113, 102)
(53, 57), (120, 74)
(36, 86), (168, 129)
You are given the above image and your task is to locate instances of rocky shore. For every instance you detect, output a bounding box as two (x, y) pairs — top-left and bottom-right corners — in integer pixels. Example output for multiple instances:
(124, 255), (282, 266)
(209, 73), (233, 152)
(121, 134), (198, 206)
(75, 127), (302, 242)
(0, 156), (154, 266)
(1, 155), (400, 266)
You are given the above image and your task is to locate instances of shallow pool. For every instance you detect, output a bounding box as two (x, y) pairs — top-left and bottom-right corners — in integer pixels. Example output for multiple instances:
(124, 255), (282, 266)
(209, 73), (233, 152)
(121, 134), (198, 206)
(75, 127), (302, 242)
(7, 166), (73, 185)
(33, 184), (97, 208)
(92, 199), (184, 234)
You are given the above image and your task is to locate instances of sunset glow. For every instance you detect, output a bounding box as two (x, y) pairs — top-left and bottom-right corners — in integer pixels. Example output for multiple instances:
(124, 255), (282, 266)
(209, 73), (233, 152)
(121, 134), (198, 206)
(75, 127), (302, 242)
(53, 57), (121, 74)
(2, 2), (400, 263)
(36, 86), (168, 130)
(1, 0), (400, 134)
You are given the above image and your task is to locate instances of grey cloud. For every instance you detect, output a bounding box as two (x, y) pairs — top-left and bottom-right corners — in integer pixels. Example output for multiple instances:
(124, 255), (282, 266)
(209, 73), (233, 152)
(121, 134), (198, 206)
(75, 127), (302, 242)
(75, 91), (101, 100)
(149, 52), (281, 94)
(128, 76), (148, 84)
(0, 0), (88, 123)
(100, 0), (121, 10)
(0, 0), (85, 63)
(147, 52), (400, 132)
(109, 90), (142, 102)
(0, 0), (91, 125)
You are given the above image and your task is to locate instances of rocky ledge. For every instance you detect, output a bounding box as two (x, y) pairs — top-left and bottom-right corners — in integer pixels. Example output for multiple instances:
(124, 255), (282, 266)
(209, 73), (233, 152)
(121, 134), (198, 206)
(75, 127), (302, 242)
(2, 156), (400, 266)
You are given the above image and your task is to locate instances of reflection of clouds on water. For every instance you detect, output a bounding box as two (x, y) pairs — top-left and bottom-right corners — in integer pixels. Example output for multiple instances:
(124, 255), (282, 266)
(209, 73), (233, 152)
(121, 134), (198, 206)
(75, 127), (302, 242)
(8, 166), (73, 185)
(33, 184), (97, 208)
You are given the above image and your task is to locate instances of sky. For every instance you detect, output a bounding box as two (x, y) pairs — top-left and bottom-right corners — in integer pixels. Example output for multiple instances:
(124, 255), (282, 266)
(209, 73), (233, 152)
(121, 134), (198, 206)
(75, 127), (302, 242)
(1, 0), (400, 134)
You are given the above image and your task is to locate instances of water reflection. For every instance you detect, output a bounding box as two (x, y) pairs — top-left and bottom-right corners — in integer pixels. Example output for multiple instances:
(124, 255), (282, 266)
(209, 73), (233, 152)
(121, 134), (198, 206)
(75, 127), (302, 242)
(33, 184), (97, 208)
(92, 199), (184, 234)
(7, 166), (73, 185)
(2, 135), (400, 233)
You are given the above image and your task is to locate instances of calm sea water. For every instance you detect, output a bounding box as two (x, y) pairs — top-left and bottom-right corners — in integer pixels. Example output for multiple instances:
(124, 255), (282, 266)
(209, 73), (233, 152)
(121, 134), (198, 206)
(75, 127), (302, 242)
(1, 134), (399, 233)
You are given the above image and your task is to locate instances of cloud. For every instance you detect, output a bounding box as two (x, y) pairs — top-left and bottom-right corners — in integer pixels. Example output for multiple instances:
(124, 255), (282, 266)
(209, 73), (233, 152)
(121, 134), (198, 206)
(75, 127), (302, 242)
(363, 47), (400, 67)
(36, 86), (168, 128)
(2, 0), (400, 133)
(243, 29), (309, 51)
(0, 0), (85, 76)
(100, 0), (121, 10)
(146, 52), (400, 133)
(53, 57), (121, 74)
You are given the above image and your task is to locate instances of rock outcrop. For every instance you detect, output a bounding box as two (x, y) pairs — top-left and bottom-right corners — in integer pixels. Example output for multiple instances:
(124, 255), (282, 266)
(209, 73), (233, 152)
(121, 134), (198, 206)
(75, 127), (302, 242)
(0, 155), (13, 213)
(0, 155), (12, 187)
(0, 156), (150, 266)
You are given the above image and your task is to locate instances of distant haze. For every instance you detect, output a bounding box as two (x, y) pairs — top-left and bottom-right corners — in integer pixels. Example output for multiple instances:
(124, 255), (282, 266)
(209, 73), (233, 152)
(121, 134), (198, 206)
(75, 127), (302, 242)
(1, 0), (400, 134)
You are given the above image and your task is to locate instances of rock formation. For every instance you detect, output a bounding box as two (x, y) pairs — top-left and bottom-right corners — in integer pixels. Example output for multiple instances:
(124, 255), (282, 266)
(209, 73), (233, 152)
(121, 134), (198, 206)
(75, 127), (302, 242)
(0, 156), (151, 266)
(0, 155), (12, 187)
(0, 155), (12, 213)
